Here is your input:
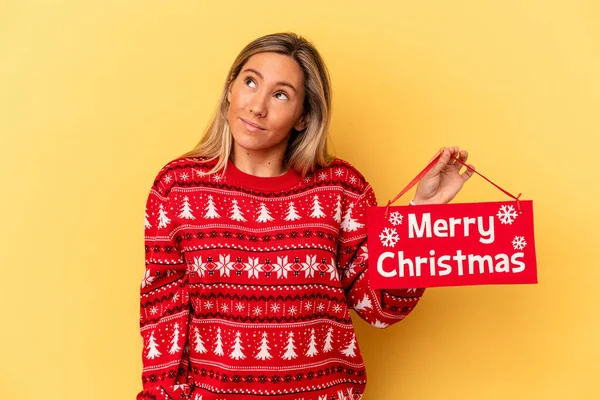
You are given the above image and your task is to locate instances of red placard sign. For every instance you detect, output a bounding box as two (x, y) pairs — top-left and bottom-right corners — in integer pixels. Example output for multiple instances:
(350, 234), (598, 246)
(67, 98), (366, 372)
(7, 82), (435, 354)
(367, 153), (538, 289)
(367, 200), (537, 288)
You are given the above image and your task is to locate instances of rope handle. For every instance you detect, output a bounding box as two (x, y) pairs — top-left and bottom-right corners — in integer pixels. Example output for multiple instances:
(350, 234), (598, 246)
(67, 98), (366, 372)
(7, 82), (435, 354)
(384, 153), (522, 218)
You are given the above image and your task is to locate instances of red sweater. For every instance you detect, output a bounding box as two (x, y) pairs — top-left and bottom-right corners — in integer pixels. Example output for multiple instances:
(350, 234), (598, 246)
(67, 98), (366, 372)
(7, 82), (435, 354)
(137, 157), (425, 400)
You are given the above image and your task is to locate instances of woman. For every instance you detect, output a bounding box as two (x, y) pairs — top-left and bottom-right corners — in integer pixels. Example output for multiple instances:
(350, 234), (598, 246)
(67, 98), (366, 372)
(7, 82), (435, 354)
(138, 32), (474, 400)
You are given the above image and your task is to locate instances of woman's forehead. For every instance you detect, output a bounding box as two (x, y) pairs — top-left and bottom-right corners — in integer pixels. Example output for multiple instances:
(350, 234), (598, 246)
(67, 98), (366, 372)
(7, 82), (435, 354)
(242, 52), (304, 87)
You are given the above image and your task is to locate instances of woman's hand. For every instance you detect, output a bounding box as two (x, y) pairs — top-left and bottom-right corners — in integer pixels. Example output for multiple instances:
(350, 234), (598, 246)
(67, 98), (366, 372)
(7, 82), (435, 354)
(413, 146), (475, 205)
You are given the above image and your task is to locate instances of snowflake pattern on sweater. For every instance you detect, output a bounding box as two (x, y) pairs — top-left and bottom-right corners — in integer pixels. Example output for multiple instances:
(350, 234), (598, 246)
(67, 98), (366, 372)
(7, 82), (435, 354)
(138, 157), (425, 400)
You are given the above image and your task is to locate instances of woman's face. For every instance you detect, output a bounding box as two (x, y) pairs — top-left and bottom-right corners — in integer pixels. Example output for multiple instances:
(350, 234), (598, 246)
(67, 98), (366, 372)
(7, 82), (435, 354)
(227, 52), (306, 157)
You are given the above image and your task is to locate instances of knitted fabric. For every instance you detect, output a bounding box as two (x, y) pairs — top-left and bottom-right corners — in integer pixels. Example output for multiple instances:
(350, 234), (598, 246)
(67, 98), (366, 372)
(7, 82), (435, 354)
(137, 157), (425, 400)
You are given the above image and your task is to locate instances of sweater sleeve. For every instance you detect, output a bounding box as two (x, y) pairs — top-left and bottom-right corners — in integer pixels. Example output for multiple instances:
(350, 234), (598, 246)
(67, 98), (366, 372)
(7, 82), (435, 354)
(137, 173), (191, 399)
(338, 183), (426, 329)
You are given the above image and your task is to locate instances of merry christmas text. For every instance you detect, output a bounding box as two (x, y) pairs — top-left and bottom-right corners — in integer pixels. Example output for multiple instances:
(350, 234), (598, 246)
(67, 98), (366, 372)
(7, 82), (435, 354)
(408, 213), (495, 244)
(377, 249), (526, 278)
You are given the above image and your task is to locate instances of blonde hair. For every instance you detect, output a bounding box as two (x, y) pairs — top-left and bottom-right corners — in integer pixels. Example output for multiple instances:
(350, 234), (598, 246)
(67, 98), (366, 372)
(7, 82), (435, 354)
(180, 32), (334, 177)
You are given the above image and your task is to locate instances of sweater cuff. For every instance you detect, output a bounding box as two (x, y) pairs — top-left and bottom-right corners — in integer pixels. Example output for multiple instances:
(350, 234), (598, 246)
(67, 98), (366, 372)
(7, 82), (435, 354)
(137, 383), (194, 400)
(385, 288), (424, 297)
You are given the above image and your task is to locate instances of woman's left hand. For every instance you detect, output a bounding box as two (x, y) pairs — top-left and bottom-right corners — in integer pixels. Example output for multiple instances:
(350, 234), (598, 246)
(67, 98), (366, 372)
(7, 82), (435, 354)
(413, 146), (475, 205)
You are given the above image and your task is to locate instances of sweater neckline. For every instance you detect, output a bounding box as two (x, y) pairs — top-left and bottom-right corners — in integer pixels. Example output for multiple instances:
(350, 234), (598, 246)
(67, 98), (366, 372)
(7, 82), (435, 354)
(225, 158), (302, 192)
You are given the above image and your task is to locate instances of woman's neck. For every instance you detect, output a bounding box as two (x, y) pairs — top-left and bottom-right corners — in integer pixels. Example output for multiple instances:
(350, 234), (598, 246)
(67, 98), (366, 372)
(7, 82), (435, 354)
(230, 145), (290, 177)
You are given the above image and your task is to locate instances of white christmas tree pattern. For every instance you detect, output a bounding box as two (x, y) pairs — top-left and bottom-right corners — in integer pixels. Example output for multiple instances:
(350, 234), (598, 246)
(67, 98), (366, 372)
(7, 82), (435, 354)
(353, 294), (373, 311)
(178, 196), (196, 219)
(340, 333), (357, 357)
(388, 211), (403, 226)
(168, 323), (182, 354)
(305, 328), (319, 357)
(333, 195), (342, 223)
(372, 319), (389, 329)
(497, 204), (518, 225)
(229, 199), (246, 222)
(144, 209), (152, 229)
(310, 195), (326, 218)
(255, 332), (272, 360)
(229, 331), (246, 360)
(256, 203), (274, 223)
(512, 236), (527, 250)
(340, 204), (365, 232)
(157, 203), (171, 229)
(379, 227), (400, 247)
(145, 331), (161, 359)
(214, 327), (224, 356)
(284, 201), (302, 221)
(204, 195), (221, 219)
(281, 331), (298, 360)
(323, 327), (334, 353)
(193, 327), (207, 354)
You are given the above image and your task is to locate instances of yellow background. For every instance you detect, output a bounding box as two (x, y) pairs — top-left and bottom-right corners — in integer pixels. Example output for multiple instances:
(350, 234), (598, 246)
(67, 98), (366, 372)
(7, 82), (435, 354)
(1, 0), (598, 399)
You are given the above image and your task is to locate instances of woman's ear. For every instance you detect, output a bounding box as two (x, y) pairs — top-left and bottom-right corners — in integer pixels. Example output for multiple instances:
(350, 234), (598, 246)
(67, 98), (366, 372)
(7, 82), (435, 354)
(294, 114), (307, 131)
(226, 78), (235, 103)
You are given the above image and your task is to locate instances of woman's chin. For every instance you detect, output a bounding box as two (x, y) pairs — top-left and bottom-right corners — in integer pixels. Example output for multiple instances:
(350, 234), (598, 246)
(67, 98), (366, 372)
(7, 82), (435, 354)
(231, 127), (290, 154)
(232, 136), (271, 152)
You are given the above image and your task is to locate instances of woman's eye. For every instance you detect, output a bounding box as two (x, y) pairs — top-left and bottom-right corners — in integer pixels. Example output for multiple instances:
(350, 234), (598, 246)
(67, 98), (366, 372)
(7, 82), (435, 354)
(245, 78), (256, 88)
(275, 92), (289, 100)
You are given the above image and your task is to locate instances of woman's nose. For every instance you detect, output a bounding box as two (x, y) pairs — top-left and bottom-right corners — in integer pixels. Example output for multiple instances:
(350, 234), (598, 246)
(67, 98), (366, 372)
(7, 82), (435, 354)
(249, 91), (267, 116)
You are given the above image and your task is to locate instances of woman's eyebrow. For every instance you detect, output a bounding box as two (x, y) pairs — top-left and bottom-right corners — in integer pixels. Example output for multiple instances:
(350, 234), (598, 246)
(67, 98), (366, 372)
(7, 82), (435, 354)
(242, 68), (297, 93)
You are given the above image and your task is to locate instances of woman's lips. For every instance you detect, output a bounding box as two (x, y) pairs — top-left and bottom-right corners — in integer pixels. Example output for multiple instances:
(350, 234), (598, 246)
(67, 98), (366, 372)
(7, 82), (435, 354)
(240, 118), (265, 133)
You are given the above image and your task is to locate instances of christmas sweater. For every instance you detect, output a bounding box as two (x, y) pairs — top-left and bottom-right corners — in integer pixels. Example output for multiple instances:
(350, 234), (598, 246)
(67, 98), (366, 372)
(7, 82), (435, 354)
(137, 157), (425, 400)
